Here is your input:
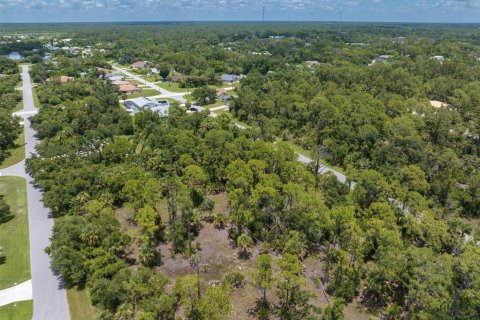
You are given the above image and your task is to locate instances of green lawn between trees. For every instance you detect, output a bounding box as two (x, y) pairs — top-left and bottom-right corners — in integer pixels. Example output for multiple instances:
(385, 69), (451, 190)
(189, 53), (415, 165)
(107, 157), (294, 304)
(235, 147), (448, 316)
(0, 176), (32, 320)
(67, 287), (96, 320)
(0, 131), (25, 169)
(0, 176), (30, 289)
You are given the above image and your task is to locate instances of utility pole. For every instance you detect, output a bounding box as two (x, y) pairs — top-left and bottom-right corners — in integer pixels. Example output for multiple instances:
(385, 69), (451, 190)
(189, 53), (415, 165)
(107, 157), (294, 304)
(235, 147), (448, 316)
(262, 6), (265, 24)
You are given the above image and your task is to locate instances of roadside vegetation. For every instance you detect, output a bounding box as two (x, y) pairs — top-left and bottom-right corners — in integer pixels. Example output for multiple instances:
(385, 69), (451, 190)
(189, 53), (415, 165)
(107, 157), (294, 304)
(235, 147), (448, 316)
(0, 300), (33, 320)
(0, 176), (30, 289)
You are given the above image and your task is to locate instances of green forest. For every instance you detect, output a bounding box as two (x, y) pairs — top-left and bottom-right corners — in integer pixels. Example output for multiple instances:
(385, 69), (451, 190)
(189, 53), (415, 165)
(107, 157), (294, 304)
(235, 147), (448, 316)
(2, 22), (480, 320)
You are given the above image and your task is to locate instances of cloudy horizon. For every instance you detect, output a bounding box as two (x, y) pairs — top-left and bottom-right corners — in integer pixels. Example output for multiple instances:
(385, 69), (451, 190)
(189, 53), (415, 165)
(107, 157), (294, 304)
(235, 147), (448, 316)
(1, 0), (480, 23)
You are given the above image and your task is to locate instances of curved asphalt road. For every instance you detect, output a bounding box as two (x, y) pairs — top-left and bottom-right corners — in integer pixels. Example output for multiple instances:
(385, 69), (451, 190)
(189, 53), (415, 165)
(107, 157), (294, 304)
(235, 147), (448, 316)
(3, 65), (70, 320)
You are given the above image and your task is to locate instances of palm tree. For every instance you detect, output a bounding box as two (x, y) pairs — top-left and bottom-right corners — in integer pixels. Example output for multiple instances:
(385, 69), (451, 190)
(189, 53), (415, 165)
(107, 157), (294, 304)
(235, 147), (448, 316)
(237, 233), (253, 259)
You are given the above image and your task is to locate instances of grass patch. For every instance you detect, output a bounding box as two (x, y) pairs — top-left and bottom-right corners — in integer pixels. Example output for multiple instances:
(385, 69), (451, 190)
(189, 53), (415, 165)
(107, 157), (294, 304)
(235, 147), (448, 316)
(127, 79), (144, 86)
(0, 300), (33, 320)
(202, 100), (225, 109)
(32, 87), (40, 108)
(0, 131), (25, 169)
(157, 82), (192, 93)
(215, 109), (229, 115)
(67, 287), (96, 320)
(144, 75), (162, 82)
(230, 116), (250, 129)
(120, 89), (160, 99)
(0, 176), (30, 289)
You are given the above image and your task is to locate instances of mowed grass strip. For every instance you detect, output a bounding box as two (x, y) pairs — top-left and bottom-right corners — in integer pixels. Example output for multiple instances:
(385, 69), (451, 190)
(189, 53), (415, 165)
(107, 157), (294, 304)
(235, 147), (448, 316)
(67, 287), (96, 320)
(0, 176), (30, 289)
(0, 300), (33, 320)
(0, 131), (25, 169)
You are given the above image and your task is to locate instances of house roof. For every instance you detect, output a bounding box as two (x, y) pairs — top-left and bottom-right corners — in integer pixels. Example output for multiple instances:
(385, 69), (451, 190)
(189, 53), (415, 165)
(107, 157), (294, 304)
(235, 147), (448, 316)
(429, 100), (448, 108)
(126, 97), (155, 108)
(221, 74), (240, 82)
(119, 84), (139, 92)
(132, 61), (146, 68)
(112, 80), (130, 85)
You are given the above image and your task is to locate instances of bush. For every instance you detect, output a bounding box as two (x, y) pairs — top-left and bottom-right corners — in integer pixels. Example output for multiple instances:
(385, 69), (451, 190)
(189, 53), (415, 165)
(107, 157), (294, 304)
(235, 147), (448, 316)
(223, 272), (245, 289)
(0, 196), (13, 223)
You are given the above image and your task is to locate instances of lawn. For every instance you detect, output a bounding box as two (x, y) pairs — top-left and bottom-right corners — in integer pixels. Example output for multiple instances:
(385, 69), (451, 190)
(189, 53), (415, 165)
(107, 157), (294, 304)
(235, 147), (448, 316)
(67, 287), (96, 320)
(127, 79), (144, 86)
(157, 82), (192, 93)
(0, 131), (25, 169)
(0, 176), (30, 290)
(0, 300), (33, 320)
(32, 87), (40, 108)
(202, 100), (225, 109)
(144, 75), (162, 82)
(120, 89), (160, 99)
(215, 108), (229, 115)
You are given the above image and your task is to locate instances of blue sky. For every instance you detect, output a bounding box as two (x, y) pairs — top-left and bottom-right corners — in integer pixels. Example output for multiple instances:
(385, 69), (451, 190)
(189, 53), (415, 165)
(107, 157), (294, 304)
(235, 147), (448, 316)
(0, 0), (479, 23)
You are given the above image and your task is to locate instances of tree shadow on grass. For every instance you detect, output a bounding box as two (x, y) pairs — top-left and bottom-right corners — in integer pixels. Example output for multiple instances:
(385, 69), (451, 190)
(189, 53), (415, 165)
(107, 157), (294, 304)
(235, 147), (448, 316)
(0, 215), (14, 224)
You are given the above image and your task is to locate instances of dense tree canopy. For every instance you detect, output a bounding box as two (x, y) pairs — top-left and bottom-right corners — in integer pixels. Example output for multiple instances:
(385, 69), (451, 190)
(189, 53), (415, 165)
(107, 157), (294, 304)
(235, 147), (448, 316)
(15, 22), (480, 319)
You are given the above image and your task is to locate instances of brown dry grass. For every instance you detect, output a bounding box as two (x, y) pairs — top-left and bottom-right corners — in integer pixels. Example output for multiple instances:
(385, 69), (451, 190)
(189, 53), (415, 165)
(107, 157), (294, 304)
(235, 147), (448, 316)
(116, 193), (371, 319)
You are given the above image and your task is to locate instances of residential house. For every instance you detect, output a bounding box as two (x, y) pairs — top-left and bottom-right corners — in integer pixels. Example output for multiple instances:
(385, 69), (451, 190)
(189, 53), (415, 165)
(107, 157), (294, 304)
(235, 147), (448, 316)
(369, 55), (391, 66)
(431, 55), (445, 62)
(305, 60), (320, 68)
(47, 75), (74, 83)
(118, 84), (140, 94)
(132, 61), (147, 69)
(104, 73), (124, 82)
(111, 80), (130, 86)
(429, 100), (448, 109)
(124, 97), (170, 116)
(216, 88), (230, 102)
(221, 74), (241, 83)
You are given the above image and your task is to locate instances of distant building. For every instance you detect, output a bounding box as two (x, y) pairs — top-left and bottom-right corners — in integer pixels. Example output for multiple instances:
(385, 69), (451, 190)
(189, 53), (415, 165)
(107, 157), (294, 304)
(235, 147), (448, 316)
(47, 75), (74, 83)
(118, 84), (140, 94)
(111, 80), (130, 86)
(216, 88), (230, 102)
(124, 97), (170, 116)
(429, 100), (448, 109)
(305, 60), (320, 68)
(150, 68), (159, 74)
(369, 55), (391, 66)
(431, 55), (445, 62)
(221, 74), (241, 83)
(132, 61), (147, 69)
(104, 73), (124, 82)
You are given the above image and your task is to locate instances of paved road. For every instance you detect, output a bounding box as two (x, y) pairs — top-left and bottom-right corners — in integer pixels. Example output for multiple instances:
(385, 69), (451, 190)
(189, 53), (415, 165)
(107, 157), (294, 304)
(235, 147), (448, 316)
(2, 66), (70, 320)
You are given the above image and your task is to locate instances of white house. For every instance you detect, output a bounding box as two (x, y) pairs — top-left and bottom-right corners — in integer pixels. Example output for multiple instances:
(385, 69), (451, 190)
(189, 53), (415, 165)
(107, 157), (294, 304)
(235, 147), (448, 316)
(124, 97), (170, 117)
(431, 55), (445, 62)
